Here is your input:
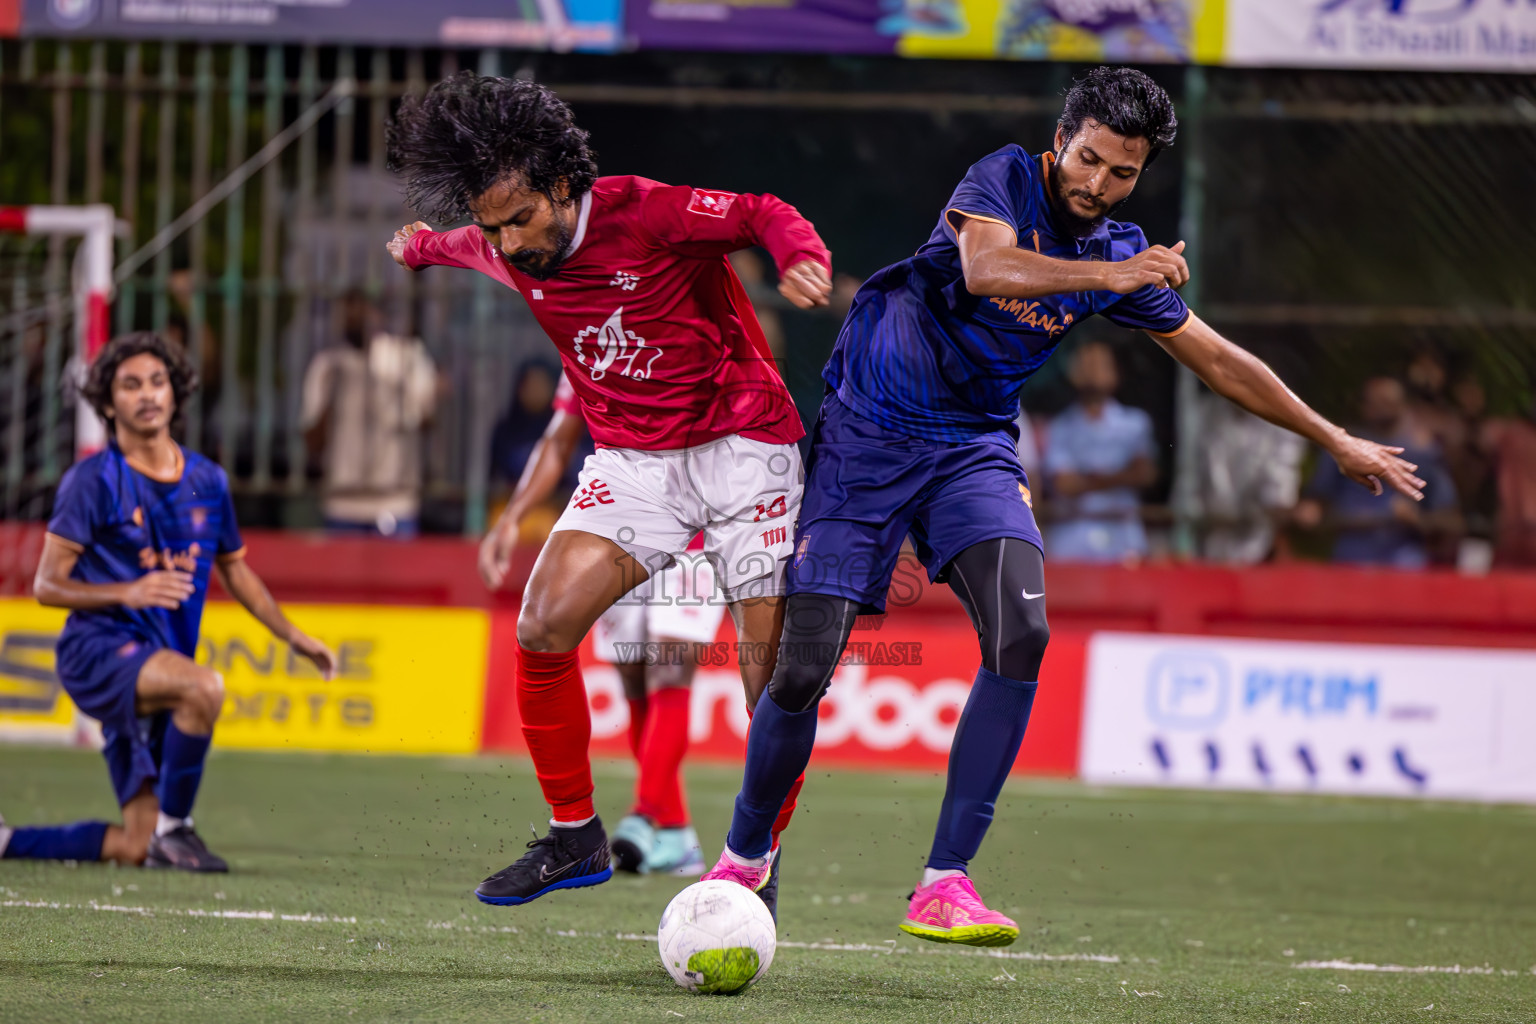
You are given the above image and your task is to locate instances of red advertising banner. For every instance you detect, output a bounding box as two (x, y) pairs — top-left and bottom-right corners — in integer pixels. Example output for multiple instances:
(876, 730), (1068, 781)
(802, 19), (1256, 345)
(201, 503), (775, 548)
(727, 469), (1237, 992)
(482, 607), (1085, 775)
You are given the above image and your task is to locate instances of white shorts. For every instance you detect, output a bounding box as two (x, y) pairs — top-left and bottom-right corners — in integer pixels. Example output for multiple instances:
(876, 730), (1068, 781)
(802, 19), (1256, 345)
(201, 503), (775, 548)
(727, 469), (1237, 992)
(550, 434), (803, 603)
(591, 557), (727, 664)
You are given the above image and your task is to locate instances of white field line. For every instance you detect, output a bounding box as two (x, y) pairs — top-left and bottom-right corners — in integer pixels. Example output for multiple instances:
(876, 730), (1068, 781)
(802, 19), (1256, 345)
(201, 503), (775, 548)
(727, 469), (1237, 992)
(1295, 959), (1536, 977)
(8, 900), (1532, 979)
(606, 929), (1122, 963)
(2, 899), (355, 924)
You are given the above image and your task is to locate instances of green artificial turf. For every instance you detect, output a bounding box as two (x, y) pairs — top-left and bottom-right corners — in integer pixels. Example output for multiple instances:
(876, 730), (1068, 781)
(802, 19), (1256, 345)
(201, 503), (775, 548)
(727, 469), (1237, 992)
(2, 746), (1533, 1022)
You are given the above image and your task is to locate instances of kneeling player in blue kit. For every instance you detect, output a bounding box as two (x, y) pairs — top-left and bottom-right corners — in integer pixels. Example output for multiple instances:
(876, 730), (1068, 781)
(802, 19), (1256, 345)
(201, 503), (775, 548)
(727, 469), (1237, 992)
(0, 333), (334, 871)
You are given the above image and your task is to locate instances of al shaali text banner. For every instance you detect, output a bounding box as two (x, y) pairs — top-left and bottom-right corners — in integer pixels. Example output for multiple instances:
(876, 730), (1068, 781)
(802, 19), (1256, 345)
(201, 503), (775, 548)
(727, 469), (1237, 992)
(1224, 0), (1536, 73)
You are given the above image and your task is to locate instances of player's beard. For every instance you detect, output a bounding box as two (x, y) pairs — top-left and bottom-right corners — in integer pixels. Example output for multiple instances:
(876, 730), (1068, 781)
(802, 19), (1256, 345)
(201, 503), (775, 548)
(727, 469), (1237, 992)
(504, 216), (576, 281)
(1047, 155), (1126, 239)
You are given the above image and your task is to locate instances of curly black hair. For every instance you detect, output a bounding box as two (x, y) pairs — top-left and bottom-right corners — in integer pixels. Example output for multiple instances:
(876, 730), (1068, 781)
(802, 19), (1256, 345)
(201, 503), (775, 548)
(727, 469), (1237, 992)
(80, 331), (197, 430)
(1059, 67), (1178, 167)
(386, 72), (598, 222)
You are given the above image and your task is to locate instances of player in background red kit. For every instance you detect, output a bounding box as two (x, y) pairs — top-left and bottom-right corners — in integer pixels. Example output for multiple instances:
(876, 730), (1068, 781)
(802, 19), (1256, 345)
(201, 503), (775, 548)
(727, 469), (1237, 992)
(386, 72), (829, 912)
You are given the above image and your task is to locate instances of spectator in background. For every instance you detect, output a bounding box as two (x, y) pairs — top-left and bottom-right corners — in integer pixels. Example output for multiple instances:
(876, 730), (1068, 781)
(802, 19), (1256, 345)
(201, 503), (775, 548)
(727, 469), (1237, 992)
(490, 361), (561, 486)
(1043, 340), (1156, 564)
(1197, 393), (1306, 564)
(1484, 403), (1536, 567)
(163, 269), (222, 460)
(730, 249), (786, 359)
(1403, 346), (1458, 452)
(1447, 370), (1498, 548)
(1293, 376), (1459, 569)
(301, 289), (438, 538)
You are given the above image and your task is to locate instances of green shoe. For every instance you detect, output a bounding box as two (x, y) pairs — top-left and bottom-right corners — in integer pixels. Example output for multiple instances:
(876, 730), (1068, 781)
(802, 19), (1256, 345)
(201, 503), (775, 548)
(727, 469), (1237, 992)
(609, 814), (655, 874)
(646, 826), (704, 876)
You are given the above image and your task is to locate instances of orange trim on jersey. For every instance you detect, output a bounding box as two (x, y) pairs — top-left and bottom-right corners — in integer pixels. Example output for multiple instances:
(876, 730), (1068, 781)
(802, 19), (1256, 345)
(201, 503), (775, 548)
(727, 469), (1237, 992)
(1148, 312), (1193, 339)
(216, 546), (248, 564)
(1031, 230), (1041, 253)
(124, 445), (185, 484)
(944, 208), (1018, 246)
(44, 531), (85, 553)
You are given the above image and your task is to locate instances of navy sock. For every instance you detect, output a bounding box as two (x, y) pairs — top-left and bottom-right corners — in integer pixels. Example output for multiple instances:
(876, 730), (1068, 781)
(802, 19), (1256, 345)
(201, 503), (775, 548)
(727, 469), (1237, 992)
(727, 691), (818, 859)
(156, 722), (213, 820)
(927, 667), (1038, 872)
(2, 820), (109, 861)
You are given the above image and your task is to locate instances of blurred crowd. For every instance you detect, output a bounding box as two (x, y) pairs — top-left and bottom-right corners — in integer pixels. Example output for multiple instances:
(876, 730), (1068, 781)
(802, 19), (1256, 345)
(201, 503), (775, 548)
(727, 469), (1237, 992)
(16, 255), (1526, 575)
(1022, 343), (1536, 572)
(308, 262), (1535, 572)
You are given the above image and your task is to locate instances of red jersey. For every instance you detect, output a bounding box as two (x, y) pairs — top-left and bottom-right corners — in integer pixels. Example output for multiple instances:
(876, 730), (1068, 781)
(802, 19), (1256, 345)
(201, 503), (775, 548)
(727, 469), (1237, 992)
(405, 175), (829, 451)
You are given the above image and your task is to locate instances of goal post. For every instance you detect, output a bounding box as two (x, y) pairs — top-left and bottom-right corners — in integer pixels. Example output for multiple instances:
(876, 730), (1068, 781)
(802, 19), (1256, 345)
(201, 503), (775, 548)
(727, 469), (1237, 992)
(0, 204), (116, 457)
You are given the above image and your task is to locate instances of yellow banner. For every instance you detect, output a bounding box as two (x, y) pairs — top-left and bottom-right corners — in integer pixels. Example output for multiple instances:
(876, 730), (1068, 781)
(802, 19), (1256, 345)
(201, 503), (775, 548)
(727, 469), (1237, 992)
(0, 599), (489, 754)
(894, 0), (1226, 65)
(0, 601), (76, 741)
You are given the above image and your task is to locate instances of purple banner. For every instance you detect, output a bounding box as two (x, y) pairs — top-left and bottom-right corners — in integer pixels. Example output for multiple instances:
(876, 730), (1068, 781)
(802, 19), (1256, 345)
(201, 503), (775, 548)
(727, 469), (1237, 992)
(625, 0), (894, 55)
(22, 0), (623, 51)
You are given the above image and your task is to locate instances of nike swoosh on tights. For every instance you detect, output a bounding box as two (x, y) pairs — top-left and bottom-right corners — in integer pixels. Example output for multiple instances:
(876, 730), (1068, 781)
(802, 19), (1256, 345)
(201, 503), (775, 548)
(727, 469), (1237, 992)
(1022, 589), (1045, 600)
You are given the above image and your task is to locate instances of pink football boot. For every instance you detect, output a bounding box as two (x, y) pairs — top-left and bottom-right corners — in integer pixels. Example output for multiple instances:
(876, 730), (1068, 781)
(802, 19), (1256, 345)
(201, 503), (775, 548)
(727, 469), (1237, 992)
(700, 844), (776, 895)
(899, 874), (1019, 947)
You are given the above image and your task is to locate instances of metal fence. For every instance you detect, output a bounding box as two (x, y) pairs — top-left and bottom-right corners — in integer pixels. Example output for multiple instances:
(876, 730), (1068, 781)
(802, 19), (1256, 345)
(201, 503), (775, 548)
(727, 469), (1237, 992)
(1, 41), (555, 535)
(3, 41), (1534, 556)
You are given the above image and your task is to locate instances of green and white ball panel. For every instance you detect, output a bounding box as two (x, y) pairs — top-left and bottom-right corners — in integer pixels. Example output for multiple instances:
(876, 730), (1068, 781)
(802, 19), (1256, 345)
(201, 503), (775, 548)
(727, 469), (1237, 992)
(658, 879), (776, 994)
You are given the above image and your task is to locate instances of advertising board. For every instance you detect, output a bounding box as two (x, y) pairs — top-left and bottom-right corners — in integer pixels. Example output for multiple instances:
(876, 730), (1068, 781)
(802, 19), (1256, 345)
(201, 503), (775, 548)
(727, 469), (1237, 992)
(1082, 632), (1536, 803)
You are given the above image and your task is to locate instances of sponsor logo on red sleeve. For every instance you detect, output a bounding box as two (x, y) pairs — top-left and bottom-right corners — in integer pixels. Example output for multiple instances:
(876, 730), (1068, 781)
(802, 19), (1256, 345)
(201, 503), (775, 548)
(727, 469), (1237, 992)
(687, 189), (737, 219)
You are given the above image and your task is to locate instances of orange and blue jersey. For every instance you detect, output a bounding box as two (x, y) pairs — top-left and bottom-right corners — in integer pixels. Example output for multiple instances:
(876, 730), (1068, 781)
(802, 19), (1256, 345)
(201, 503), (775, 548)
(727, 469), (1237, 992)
(47, 443), (245, 659)
(46, 443), (245, 807)
(824, 145), (1191, 442)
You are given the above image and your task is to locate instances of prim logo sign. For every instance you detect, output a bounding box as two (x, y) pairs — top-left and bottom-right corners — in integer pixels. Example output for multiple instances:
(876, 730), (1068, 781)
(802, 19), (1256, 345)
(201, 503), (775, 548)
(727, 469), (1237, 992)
(573, 307), (661, 382)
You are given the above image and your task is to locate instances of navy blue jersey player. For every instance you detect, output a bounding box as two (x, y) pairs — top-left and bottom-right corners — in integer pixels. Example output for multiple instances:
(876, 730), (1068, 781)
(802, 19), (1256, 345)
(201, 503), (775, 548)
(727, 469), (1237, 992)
(702, 68), (1426, 943)
(0, 333), (335, 872)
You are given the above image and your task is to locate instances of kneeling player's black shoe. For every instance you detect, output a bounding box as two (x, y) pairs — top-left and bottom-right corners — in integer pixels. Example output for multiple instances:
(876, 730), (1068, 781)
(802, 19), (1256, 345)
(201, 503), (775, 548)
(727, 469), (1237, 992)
(475, 817), (613, 906)
(759, 842), (781, 923)
(145, 826), (229, 873)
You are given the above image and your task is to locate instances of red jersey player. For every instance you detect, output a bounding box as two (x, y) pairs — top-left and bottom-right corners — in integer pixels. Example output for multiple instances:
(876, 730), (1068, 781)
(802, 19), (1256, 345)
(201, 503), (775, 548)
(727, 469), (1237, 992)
(385, 72), (831, 910)
(488, 373), (723, 879)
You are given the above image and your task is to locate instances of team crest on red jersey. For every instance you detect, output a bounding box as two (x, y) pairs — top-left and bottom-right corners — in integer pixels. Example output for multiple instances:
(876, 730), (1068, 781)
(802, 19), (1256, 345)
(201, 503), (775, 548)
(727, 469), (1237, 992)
(687, 189), (737, 219)
(573, 307), (661, 382)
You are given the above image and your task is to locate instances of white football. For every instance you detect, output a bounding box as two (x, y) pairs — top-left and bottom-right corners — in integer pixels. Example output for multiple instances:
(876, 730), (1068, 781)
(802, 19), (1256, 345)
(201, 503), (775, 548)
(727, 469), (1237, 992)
(657, 879), (776, 994)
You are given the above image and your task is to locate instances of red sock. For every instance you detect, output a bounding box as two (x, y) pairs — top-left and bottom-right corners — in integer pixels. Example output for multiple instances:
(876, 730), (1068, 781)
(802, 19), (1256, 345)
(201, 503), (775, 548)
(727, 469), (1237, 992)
(746, 703), (807, 840)
(516, 645), (594, 822)
(626, 696), (649, 760)
(634, 687), (691, 828)
(773, 772), (805, 839)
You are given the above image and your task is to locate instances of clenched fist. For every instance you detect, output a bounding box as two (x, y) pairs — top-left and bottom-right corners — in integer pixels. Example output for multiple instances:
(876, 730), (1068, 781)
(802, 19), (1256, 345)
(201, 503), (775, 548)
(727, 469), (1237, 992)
(388, 221), (432, 268)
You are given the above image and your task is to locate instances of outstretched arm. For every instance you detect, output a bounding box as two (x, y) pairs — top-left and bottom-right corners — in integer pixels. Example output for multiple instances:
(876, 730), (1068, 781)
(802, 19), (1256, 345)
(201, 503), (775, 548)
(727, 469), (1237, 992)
(1151, 315), (1426, 501)
(388, 221), (513, 283)
(956, 217), (1189, 300)
(640, 187), (833, 309)
(215, 558), (336, 679)
(478, 409), (587, 590)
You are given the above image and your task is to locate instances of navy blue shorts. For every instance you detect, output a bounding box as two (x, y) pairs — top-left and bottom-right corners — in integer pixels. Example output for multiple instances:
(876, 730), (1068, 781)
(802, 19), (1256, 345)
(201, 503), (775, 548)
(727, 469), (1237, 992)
(787, 392), (1044, 614)
(55, 628), (167, 807)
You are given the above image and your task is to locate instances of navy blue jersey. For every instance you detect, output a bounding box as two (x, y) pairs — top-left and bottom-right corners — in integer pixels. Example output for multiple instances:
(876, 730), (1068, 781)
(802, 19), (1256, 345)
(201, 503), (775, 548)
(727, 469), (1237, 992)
(47, 444), (244, 657)
(824, 146), (1191, 441)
